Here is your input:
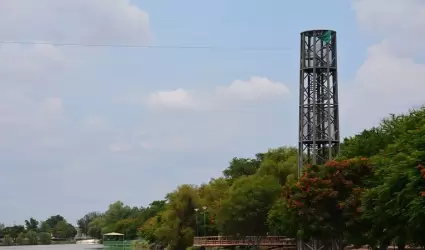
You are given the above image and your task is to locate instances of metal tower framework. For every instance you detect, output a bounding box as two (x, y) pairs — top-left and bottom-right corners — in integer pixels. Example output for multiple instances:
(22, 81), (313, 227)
(297, 30), (340, 250)
(298, 29), (340, 175)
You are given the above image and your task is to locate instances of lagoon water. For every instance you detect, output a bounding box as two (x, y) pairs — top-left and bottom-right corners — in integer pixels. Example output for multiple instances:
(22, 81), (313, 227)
(0, 245), (104, 250)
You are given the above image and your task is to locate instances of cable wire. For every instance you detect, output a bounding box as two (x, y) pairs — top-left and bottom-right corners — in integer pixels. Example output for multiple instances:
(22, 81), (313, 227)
(0, 40), (293, 52)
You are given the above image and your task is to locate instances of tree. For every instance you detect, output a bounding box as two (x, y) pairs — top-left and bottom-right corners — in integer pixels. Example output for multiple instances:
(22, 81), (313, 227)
(115, 218), (139, 239)
(339, 128), (388, 159)
(3, 225), (25, 240)
(257, 147), (298, 186)
(26, 230), (38, 245)
(25, 217), (39, 232)
(45, 215), (65, 229)
(267, 198), (297, 237)
(286, 158), (373, 246)
(139, 200), (167, 222)
(134, 199), (168, 243)
(223, 157), (261, 181)
(139, 215), (162, 243)
(16, 232), (26, 245)
(87, 217), (104, 239)
(67, 223), (77, 238)
(53, 220), (68, 238)
(155, 185), (199, 250)
(38, 221), (52, 233)
(216, 175), (281, 236)
(3, 235), (13, 246)
(52, 220), (75, 239)
(77, 211), (101, 236)
(38, 232), (52, 245)
(0, 223), (4, 238)
(360, 112), (425, 248)
(198, 177), (229, 227)
(101, 201), (133, 233)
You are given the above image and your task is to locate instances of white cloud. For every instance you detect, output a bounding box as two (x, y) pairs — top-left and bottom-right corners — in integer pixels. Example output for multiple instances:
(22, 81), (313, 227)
(342, 0), (425, 133)
(0, 44), (68, 86)
(216, 76), (290, 101)
(146, 77), (290, 111)
(147, 89), (197, 110)
(342, 43), (425, 129)
(0, 0), (152, 132)
(0, 0), (295, 224)
(353, 0), (425, 35)
(354, 43), (425, 97)
(0, 1), (154, 221)
(0, 95), (63, 130)
(352, 0), (425, 56)
(0, 0), (151, 44)
(144, 77), (291, 156)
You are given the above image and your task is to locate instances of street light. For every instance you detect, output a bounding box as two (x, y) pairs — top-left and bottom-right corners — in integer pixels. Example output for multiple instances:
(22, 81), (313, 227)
(202, 206), (207, 236)
(194, 208), (199, 236)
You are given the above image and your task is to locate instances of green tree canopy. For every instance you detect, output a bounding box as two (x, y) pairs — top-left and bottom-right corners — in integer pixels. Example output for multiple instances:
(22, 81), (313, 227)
(223, 156), (261, 181)
(77, 211), (101, 236)
(216, 175), (281, 236)
(45, 215), (65, 229)
(24, 218), (39, 232)
(155, 185), (199, 250)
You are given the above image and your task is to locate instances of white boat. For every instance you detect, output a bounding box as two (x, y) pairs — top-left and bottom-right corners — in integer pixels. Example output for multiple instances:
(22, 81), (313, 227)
(76, 239), (100, 244)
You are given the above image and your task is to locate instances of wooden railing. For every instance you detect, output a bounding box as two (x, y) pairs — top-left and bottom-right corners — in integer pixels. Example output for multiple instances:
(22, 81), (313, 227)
(193, 236), (296, 247)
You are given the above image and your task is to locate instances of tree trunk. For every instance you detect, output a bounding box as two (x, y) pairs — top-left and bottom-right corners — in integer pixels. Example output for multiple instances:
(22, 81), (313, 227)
(396, 243), (405, 250)
(331, 238), (343, 250)
(379, 240), (389, 250)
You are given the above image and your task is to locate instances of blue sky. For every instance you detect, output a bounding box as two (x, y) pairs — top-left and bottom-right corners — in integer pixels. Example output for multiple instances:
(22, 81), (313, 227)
(1, 0), (425, 225)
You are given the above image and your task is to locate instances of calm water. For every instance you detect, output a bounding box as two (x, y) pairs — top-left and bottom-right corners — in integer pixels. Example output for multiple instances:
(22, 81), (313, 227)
(0, 245), (104, 250)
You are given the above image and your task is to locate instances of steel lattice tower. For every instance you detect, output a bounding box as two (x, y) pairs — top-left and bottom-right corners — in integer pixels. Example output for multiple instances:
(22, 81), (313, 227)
(297, 29), (340, 250)
(298, 29), (340, 177)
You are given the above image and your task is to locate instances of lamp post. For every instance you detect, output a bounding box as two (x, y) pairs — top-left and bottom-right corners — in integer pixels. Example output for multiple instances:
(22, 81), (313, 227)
(194, 208), (199, 237)
(202, 206), (207, 236)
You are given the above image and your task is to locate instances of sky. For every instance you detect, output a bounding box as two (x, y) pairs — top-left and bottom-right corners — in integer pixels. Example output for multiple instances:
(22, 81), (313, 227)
(1, 0), (425, 225)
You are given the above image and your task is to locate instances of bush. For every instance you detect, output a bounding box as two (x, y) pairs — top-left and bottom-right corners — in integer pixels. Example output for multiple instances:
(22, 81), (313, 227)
(3, 235), (13, 246)
(38, 232), (52, 245)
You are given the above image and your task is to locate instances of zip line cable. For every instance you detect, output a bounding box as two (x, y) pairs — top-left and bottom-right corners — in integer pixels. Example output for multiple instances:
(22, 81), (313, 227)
(0, 40), (294, 52)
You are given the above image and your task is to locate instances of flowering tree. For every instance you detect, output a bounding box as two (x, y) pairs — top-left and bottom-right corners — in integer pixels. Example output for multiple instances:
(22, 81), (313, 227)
(285, 158), (373, 242)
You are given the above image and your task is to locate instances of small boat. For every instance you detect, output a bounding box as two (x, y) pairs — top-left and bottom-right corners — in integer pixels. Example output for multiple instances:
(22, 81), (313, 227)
(76, 239), (100, 244)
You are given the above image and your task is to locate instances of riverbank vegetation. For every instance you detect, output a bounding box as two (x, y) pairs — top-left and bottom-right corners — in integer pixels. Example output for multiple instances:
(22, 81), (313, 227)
(2, 107), (425, 249)
(0, 215), (76, 245)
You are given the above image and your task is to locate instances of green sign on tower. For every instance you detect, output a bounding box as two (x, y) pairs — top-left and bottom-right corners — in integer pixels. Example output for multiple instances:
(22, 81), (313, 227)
(319, 30), (332, 44)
